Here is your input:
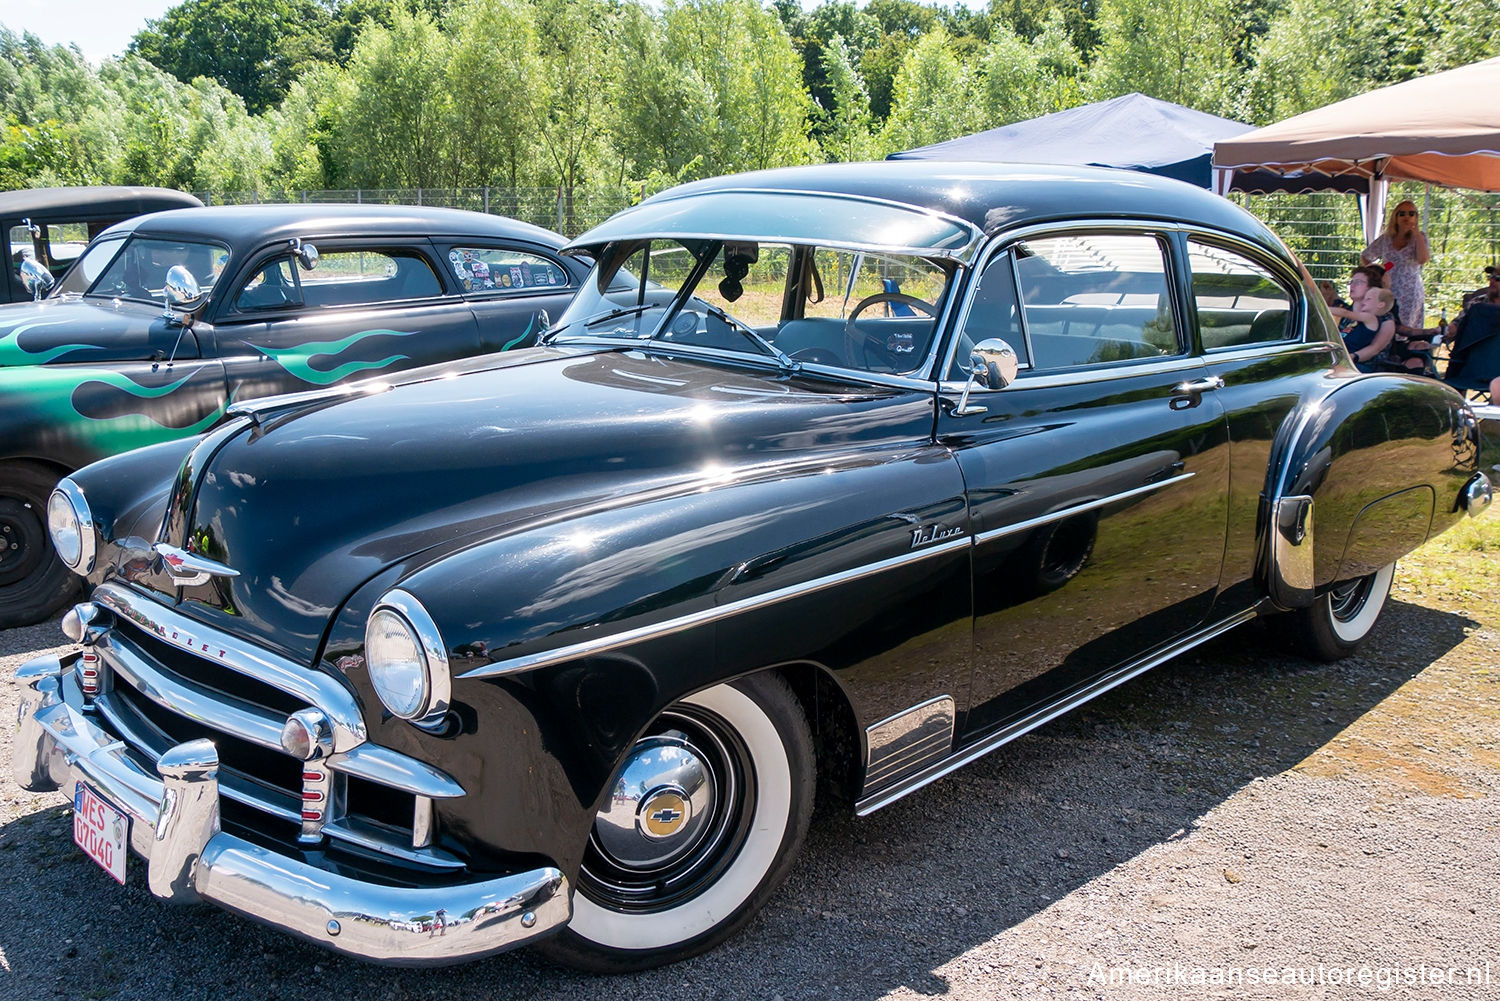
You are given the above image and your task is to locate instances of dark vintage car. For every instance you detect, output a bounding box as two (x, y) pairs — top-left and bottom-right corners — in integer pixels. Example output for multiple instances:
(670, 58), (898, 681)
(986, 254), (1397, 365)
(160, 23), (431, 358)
(0, 203), (586, 626)
(12, 162), (1493, 971)
(2, 186), (203, 302)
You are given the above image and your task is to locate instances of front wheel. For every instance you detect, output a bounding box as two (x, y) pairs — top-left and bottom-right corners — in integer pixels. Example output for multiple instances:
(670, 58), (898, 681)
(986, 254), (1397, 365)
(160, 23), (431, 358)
(1291, 562), (1396, 662)
(0, 462), (80, 629)
(537, 673), (814, 973)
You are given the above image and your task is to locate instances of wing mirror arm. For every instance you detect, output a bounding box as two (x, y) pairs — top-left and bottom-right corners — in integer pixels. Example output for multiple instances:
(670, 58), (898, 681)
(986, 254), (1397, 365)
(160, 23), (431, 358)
(949, 338), (1020, 417)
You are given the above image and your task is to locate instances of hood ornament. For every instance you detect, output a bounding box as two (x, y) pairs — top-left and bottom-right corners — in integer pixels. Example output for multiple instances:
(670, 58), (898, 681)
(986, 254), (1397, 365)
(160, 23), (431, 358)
(154, 543), (240, 587)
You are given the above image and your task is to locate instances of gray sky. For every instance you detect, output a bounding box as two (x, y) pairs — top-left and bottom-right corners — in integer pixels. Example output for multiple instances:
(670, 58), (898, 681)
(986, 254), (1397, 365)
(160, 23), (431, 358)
(4, 0), (176, 63)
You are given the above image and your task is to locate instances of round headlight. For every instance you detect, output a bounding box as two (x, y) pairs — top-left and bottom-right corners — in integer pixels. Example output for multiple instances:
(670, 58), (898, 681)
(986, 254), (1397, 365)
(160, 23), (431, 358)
(364, 590), (450, 725)
(47, 482), (93, 573)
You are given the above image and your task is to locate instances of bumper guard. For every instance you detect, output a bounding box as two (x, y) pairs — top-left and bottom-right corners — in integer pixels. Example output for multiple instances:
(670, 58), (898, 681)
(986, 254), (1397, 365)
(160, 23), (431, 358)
(12, 654), (570, 965)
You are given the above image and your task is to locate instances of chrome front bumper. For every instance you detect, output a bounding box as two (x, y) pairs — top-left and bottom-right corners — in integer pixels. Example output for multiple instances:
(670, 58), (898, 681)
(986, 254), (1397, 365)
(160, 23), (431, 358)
(12, 654), (571, 965)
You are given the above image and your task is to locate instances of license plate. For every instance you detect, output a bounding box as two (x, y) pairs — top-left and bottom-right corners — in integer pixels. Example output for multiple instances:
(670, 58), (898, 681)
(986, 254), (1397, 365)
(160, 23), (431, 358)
(73, 782), (128, 884)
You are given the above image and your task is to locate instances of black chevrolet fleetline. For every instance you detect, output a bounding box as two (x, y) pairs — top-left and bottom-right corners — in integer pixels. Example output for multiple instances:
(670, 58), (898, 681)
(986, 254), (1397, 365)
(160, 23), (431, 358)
(13, 162), (1492, 971)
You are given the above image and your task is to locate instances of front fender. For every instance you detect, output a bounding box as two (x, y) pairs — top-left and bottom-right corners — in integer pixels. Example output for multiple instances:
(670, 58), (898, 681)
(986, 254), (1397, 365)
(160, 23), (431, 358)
(1261, 373), (1479, 607)
(319, 443), (969, 879)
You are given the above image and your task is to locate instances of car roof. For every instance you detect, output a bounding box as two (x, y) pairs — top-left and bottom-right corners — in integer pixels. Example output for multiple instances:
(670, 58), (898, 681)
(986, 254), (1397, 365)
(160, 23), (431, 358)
(572, 161), (1286, 260)
(0, 186), (203, 220)
(102, 203), (570, 250)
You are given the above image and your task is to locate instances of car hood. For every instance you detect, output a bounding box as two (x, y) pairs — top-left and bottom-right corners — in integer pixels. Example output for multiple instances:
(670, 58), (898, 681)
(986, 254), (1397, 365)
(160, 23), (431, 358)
(0, 297), (196, 365)
(126, 348), (930, 664)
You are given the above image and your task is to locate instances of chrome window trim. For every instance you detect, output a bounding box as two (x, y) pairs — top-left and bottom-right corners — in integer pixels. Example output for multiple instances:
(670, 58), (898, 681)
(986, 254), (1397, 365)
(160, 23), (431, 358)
(855, 602), (1266, 816)
(1202, 341), (1331, 365)
(937, 353), (1205, 397)
(939, 244), (1032, 382)
(459, 536), (972, 680)
(973, 472), (1198, 545)
(94, 582), (367, 751)
(937, 221), (1190, 383)
(1180, 229), (1310, 351)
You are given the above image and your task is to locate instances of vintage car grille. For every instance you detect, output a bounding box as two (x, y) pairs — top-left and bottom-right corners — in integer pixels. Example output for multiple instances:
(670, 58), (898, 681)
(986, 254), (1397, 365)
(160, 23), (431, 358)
(87, 584), (463, 871)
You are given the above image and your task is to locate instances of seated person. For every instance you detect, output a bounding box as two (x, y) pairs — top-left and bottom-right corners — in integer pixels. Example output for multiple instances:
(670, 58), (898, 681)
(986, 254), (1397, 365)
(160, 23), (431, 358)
(1460, 267), (1500, 311)
(1317, 280), (1348, 311)
(1329, 286), (1395, 372)
(1336, 265), (1386, 337)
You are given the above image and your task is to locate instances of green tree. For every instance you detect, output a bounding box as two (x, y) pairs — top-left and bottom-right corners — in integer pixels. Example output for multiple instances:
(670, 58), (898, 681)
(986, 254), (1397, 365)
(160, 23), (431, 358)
(445, 0), (544, 188)
(339, 7), (451, 187)
(660, 0), (816, 176)
(879, 28), (977, 153)
(610, 4), (716, 182)
(1086, 0), (1238, 111)
(818, 33), (873, 161)
(533, 0), (616, 227)
(974, 10), (1081, 126)
(130, 0), (333, 114)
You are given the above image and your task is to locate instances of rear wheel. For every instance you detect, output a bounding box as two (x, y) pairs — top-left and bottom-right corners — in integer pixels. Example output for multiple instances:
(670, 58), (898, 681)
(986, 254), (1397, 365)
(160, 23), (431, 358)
(1291, 562), (1395, 662)
(537, 673), (814, 973)
(0, 462), (79, 629)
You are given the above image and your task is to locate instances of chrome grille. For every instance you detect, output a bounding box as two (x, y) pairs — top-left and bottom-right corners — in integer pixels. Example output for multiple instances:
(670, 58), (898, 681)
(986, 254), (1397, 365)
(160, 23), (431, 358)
(86, 582), (463, 870)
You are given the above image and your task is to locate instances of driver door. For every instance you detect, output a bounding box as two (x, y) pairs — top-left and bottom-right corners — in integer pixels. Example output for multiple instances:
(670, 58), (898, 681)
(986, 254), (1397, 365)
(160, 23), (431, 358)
(940, 230), (1231, 739)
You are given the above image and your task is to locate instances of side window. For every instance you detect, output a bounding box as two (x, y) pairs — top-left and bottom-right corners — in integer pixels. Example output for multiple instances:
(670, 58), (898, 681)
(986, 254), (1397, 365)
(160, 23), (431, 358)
(1014, 233), (1180, 370)
(950, 252), (1027, 380)
(299, 249), (441, 307)
(235, 258), (301, 311)
(447, 247), (570, 294)
(1187, 241), (1296, 350)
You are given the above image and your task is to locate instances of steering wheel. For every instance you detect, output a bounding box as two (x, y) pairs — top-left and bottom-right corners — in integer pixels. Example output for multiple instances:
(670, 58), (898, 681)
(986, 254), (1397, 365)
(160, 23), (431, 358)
(844, 292), (938, 370)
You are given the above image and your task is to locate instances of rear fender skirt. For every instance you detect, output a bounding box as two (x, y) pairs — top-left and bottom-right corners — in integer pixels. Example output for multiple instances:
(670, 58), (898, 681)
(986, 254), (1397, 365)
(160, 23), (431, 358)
(1260, 375), (1474, 605)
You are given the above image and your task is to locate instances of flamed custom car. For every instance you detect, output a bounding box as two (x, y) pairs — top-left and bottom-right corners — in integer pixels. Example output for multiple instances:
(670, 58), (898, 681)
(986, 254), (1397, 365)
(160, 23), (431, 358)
(12, 162), (1493, 971)
(0, 203), (586, 626)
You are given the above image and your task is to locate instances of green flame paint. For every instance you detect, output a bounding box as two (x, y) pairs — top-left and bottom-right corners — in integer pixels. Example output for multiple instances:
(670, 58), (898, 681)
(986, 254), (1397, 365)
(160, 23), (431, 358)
(247, 328), (418, 385)
(0, 319), (95, 365)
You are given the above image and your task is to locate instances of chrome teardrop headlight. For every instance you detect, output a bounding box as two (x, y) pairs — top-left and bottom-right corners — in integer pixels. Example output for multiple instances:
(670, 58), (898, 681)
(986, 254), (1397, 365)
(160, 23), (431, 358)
(47, 480), (94, 573)
(365, 590), (450, 725)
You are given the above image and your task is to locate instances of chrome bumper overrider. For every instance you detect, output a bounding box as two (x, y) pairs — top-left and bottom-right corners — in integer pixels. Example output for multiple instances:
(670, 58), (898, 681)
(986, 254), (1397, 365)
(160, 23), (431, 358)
(12, 655), (570, 965)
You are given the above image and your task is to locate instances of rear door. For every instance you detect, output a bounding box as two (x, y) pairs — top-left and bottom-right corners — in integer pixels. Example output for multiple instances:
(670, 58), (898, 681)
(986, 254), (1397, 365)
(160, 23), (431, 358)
(937, 227), (1232, 738)
(433, 241), (580, 354)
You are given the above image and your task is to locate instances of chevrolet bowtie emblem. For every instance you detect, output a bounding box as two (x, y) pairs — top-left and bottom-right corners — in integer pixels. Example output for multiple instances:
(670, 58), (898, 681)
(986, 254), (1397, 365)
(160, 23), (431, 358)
(154, 543), (240, 587)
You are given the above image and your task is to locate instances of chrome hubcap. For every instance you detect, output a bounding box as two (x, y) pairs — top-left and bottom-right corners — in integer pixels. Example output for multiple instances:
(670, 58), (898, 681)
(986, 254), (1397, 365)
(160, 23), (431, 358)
(593, 733), (717, 871)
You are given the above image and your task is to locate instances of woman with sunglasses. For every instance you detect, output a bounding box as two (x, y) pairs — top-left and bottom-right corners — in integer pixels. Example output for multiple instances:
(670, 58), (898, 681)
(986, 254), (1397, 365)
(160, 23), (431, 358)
(1361, 200), (1431, 327)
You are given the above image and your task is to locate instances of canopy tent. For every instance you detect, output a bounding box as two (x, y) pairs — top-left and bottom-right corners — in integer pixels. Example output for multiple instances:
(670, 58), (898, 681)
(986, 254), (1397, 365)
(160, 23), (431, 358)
(1214, 56), (1500, 241)
(888, 92), (1367, 196)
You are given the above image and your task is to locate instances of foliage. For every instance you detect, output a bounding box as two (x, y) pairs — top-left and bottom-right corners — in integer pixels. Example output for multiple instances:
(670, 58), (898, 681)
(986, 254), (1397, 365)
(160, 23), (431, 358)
(0, 0), (1495, 212)
(130, 0), (333, 114)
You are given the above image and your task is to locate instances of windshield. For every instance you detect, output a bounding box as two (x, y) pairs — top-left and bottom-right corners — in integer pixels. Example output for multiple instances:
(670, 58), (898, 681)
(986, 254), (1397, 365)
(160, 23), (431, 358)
(552, 238), (954, 377)
(53, 236), (127, 296)
(85, 237), (227, 305)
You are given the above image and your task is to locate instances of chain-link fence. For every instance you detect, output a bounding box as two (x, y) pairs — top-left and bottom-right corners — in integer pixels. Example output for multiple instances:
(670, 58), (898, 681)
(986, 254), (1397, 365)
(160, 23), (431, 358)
(196, 187), (638, 239)
(1242, 185), (1500, 320)
(201, 183), (1500, 320)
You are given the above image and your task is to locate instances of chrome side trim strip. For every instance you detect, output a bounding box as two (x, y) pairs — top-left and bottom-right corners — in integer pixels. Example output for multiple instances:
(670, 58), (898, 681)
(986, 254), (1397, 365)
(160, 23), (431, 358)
(854, 603), (1265, 816)
(973, 473), (1197, 545)
(94, 582), (367, 750)
(460, 537), (973, 679)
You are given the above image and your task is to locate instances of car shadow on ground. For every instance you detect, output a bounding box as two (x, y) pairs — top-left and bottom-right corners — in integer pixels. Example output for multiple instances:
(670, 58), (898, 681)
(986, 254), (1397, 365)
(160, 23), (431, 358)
(0, 599), (1476, 1001)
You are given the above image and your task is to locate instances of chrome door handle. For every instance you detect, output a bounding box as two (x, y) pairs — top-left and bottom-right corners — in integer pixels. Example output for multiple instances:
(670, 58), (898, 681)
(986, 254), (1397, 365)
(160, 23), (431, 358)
(1170, 375), (1224, 410)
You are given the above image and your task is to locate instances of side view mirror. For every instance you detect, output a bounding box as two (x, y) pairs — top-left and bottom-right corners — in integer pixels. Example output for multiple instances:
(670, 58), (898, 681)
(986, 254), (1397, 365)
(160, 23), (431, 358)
(289, 238), (319, 271)
(20, 217), (41, 239)
(19, 257), (55, 301)
(162, 265), (203, 321)
(950, 337), (1020, 416)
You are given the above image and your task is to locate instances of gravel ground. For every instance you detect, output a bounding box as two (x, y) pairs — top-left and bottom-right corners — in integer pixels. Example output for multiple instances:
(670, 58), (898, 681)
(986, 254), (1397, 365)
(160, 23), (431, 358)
(2, 569), (1497, 1001)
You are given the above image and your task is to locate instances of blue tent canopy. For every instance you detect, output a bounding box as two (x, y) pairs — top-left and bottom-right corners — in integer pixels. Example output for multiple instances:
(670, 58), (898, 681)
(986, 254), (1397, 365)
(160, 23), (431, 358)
(888, 93), (1367, 194)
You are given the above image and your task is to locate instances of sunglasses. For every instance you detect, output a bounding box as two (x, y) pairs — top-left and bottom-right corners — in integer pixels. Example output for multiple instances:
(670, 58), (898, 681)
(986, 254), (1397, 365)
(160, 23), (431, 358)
(1396, 210), (1417, 216)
